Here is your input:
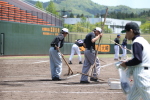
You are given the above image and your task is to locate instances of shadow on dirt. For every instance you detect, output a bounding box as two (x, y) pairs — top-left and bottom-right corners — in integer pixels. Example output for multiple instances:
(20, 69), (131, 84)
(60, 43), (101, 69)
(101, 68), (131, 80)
(1, 79), (53, 83)
(56, 81), (108, 85)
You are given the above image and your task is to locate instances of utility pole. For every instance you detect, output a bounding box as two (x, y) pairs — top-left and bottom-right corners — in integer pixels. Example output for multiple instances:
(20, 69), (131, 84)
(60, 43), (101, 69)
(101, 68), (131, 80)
(57, 7), (72, 18)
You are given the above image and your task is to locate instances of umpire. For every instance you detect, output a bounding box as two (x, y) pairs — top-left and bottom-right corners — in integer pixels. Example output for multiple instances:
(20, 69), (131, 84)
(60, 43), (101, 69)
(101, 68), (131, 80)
(49, 28), (69, 81)
(80, 27), (103, 83)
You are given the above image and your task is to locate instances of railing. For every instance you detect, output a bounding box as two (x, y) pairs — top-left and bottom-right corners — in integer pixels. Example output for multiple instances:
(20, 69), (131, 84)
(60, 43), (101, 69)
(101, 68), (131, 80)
(20, 0), (60, 19)
(0, 1), (63, 26)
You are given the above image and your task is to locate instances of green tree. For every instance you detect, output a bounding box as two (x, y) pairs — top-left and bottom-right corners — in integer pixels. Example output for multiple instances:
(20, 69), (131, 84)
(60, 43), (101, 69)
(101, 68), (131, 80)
(46, 0), (59, 15)
(69, 13), (74, 18)
(35, 1), (44, 10)
(76, 14), (80, 18)
(80, 14), (84, 17)
(95, 13), (100, 18)
(140, 21), (150, 34)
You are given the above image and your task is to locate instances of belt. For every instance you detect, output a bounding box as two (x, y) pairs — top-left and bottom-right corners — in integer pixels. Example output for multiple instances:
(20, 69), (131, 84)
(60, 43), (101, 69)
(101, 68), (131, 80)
(86, 48), (90, 50)
(144, 67), (149, 70)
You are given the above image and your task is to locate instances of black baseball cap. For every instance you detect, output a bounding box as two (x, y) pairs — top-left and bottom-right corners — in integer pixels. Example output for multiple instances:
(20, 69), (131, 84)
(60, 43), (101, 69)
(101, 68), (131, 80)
(121, 22), (139, 33)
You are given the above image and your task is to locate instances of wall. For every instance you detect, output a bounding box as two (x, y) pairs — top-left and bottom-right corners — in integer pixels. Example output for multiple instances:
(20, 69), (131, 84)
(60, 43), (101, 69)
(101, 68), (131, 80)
(0, 21), (61, 55)
(0, 21), (132, 56)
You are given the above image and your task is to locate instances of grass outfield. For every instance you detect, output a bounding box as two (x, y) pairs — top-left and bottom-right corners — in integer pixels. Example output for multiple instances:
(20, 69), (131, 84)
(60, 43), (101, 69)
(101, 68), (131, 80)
(0, 54), (132, 59)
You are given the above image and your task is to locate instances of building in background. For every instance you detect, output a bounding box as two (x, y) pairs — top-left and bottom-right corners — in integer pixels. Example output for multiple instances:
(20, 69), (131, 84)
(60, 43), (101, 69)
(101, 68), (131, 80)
(64, 18), (141, 33)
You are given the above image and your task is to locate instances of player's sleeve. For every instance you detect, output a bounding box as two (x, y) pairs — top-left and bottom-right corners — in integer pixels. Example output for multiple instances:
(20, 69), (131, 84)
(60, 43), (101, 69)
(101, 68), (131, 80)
(58, 35), (64, 48)
(91, 33), (95, 39)
(125, 42), (143, 66)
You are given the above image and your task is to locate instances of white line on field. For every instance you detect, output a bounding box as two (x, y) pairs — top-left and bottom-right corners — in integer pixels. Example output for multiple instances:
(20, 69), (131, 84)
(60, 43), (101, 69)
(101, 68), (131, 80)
(0, 62), (117, 78)
(67, 74), (80, 79)
(0, 75), (48, 78)
(66, 62), (117, 79)
(33, 60), (49, 63)
(101, 62), (117, 68)
(0, 91), (123, 94)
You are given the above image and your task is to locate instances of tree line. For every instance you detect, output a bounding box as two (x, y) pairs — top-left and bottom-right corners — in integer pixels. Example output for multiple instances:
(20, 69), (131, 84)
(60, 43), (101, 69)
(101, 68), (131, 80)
(35, 1), (150, 34)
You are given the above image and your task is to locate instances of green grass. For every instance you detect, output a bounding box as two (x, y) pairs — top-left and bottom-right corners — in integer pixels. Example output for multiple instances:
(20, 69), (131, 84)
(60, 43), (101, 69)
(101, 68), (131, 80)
(0, 54), (132, 59)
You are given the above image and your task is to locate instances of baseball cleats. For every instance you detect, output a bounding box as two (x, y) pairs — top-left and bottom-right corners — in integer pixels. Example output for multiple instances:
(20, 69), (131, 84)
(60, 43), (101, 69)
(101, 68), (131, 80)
(80, 81), (90, 84)
(68, 61), (72, 64)
(114, 58), (118, 60)
(90, 78), (98, 82)
(79, 61), (83, 64)
(119, 56), (121, 60)
(52, 77), (66, 81)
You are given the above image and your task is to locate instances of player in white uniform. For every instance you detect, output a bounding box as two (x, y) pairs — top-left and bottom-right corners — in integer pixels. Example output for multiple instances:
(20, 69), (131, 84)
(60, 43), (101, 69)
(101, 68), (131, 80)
(119, 37), (127, 60)
(68, 39), (84, 64)
(114, 34), (121, 60)
(120, 22), (150, 100)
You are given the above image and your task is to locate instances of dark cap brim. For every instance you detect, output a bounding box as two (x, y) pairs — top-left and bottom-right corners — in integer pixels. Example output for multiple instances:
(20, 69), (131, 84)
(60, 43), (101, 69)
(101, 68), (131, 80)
(121, 30), (126, 33)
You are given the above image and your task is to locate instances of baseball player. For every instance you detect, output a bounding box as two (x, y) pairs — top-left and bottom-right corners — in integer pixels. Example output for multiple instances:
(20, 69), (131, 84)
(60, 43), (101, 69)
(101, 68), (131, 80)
(80, 27), (103, 83)
(120, 22), (150, 100)
(49, 28), (69, 81)
(68, 39), (84, 64)
(119, 37), (127, 60)
(114, 34), (121, 60)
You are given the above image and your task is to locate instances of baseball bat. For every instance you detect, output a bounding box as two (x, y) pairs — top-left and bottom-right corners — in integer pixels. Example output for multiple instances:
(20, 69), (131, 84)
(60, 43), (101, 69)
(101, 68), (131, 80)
(109, 39), (132, 53)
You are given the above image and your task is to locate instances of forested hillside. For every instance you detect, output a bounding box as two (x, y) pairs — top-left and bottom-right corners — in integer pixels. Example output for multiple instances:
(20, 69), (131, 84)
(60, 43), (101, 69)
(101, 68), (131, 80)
(26, 0), (150, 17)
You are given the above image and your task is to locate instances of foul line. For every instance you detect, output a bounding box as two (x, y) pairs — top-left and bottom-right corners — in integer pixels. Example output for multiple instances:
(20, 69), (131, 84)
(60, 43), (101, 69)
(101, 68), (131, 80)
(66, 62), (117, 79)
(101, 62), (117, 68)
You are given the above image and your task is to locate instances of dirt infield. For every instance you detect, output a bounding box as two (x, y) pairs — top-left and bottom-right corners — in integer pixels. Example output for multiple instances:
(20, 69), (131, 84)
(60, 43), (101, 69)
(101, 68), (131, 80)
(0, 55), (127, 100)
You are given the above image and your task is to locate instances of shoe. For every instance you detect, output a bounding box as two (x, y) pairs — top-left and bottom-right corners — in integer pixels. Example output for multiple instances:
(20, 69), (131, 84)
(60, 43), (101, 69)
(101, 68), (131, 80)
(79, 61), (82, 64)
(119, 57), (121, 60)
(80, 81), (90, 84)
(114, 59), (118, 60)
(68, 61), (72, 64)
(90, 78), (98, 82)
(52, 77), (61, 81)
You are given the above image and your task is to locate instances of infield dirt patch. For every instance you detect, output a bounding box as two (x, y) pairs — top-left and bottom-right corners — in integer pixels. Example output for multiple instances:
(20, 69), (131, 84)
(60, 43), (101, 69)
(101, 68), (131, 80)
(0, 55), (127, 100)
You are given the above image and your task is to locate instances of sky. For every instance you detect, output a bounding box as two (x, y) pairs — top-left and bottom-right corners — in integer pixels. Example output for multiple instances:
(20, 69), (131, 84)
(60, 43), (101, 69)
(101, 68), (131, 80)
(33, 0), (150, 9)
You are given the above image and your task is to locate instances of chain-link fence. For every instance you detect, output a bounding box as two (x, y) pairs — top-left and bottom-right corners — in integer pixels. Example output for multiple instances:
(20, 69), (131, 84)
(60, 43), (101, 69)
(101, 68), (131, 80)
(65, 33), (150, 44)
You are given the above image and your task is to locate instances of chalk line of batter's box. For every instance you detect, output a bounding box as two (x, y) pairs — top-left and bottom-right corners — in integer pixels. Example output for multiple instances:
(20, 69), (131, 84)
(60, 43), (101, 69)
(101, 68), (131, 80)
(0, 74), (48, 78)
(0, 91), (123, 94)
(33, 60), (49, 63)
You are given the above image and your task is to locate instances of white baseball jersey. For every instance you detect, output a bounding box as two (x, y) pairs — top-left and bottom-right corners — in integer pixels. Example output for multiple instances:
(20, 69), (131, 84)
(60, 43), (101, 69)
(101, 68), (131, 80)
(127, 37), (150, 100)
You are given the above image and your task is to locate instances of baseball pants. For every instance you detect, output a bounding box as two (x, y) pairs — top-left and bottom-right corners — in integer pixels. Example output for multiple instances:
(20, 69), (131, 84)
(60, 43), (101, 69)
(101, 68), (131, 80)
(127, 66), (150, 100)
(80, 49), (101, 81)
(120, 46), (127, 60)
(49, 47), (62, 79)
(69, 44), (82, 62)
(114, 45), (120, 59)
